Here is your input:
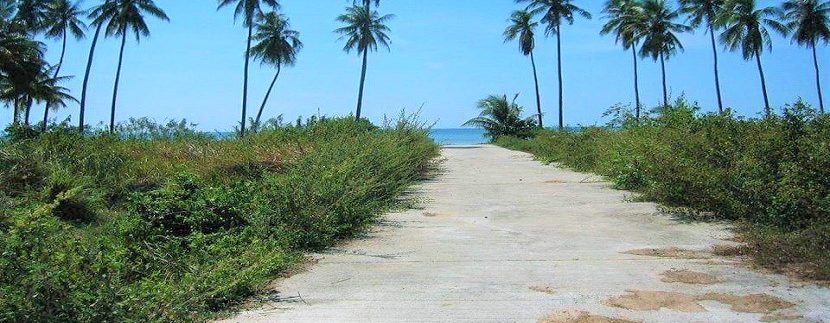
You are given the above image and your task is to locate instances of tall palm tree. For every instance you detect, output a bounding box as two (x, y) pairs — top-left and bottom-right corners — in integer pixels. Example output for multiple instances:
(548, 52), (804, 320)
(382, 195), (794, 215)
(335, 5), (393, 120)
(719, 0), (788, 116)
(90, 0), (169, 133)
(504, 10), (544, 128)
(601, 0), (645, 119)
(682, 0), (726, 112)
(517, 0), (591, 130)
(463, 94), (538, 140)
(218, 0), (280, 138)
(41, 0), (85, 127)
(12, 0), (49, 33)
(250, 11), (301, 130)
(637, 0), (691, 107)
(79, 0), (111, 134)
(782, 0), (829, 113)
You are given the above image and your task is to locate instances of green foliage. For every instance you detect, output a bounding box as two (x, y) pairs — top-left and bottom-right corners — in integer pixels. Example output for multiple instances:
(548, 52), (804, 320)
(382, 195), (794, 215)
(0, 117), (439, 321)
(497, 99), (830, 279)
(464, 94), (538, 141)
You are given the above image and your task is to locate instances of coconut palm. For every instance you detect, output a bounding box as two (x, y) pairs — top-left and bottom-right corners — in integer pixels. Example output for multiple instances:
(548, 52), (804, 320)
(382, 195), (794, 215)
(637, 0), (691, 107)
(28, 67), (76, 130)
(218, 0), (280, 138)
(681, 0), (727, 112)
(781, 0), (830, 113)
(250, 11), (301, 131)
(1, 8), (45, 126)
(517, 0), (591, 130)
(335, 5), (393, 120)
(504, 10), (544, 128)
(89, 0), (169, 133)
(601, 0), (645, 119)
(41, 0), (85, 126)
(719, 0), (788, 116)
(12, 0), (49, 33)
(463, 94), (538, 140)
(78, 0), (111, 134)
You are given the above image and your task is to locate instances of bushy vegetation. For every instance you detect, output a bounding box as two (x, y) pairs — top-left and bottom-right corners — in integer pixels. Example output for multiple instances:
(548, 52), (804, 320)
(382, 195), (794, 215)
(0, 117), (439, 322)
(497, 100), (830, 280)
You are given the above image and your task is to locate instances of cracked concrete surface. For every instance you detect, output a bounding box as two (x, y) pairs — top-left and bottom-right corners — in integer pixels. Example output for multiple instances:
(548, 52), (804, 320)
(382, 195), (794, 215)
(224, 145), (830, 322)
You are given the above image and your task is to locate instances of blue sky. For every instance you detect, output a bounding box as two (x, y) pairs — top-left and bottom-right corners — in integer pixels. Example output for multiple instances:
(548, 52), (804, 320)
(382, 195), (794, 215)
(3, 0), (828, 130)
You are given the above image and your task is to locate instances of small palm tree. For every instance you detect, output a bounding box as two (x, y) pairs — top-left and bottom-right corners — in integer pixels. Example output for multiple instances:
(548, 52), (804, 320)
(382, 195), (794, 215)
(517, 0), (591, 130)
(335, 5), (393, 120)
(41, 0), (85, 126)
(218, 0), (280, 138)
(250, 11), (301, 131)
(781, 0), (829, 113)
(29, 67), (77, 130)
(637, 0), (691, 107)
(719, 0), (788, 116)
(90, 0), (169, 133)
(464, 94), (538, 140)
(601, 0), (645, 119)
(504, 10), (544, 128)
(681, 0), (727, 112)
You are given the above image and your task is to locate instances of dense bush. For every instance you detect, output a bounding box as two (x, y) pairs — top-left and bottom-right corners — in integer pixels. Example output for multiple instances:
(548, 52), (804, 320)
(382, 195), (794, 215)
(497, 100), (830, 279)
(0, 117), (439, 322)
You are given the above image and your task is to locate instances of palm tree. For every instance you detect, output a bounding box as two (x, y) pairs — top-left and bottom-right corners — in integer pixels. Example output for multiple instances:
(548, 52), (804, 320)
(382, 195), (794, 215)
(1, 6), (45, 126)
(681, 0), (726, 112)
(41, 0), (85, 127)
(335, 5), (393, 120)
(601, 0), (645, 119)
(353, 0), (380, 7)
(504, 10), (544, 128)
(218, 0), (280, 138)
(89, 0), (169, 133)
(250, 11), (301, 131)
(463, 94), (538, 140)
(28, 66), (77, 130)
(79, 0), (111, 134)
(782, 0), (829, 113)
(719, 0), (788, 116)
(637, 0), (691, 107)
(517, 0), (591, 130)
(12, 0), (49, 33)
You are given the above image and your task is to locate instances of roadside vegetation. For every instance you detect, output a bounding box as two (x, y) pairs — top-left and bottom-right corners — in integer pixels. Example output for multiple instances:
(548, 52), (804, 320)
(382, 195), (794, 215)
(496, 99), (830, 280)
(0, 117), (439, 322)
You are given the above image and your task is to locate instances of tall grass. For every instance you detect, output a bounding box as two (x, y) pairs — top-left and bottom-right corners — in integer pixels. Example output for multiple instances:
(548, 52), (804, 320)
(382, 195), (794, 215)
(0, 117), (439, 321)
(497, 100), (830, 280)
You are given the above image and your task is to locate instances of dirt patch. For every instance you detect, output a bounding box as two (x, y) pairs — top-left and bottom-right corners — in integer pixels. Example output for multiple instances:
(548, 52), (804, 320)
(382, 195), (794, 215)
(544, 179), (567, 184)
(422, 212), (437, 217)
(759, 312), (804, 322)
(539, 310), (638, 323)
(660, 269), (719, 284)
(623, 247), (710, 259)
(606, 290), (795, 314)
(711, 244), (749, 257)
(529, 285), (556, 294)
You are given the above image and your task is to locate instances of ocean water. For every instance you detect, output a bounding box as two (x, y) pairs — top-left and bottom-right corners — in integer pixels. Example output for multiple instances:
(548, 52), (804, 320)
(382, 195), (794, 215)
(429, 128), (488, 145)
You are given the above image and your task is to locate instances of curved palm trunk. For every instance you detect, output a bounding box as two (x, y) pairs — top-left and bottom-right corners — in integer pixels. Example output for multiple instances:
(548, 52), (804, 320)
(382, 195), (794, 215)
(254, 63), (282, 130)
(530, 50), (543, 128)
(43, 30), (68, 131)
(812, 42), (825, 113)
(556, 23), (564, 130)
(660, 51), (668, 107)
(632, 46), (641, 120)
(109, 30), (127, 134)
(79, 23), (104, 134)
(755, 53), (771, 117)
(355, 47), (369, 120)
(709, 26), (724, 113)
(240, 23), (253, 138)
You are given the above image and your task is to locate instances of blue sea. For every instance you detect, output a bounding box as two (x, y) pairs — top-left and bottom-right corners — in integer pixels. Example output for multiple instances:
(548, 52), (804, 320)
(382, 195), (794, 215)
(429, 128), (488, 145)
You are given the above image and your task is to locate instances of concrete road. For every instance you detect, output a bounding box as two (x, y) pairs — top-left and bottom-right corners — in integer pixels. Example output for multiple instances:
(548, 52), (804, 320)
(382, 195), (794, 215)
(226, 145), (830, 322)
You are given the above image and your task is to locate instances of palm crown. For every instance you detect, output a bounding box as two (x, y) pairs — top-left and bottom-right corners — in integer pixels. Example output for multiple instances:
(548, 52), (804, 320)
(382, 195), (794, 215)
(90, 0), (169, 40)
(251, 12), (302, 67)
(218, 0), (279, 26)
(638, 0), (691, 60)
(463, 94), (538, 140)
(504, 10), (538, 56)
(518, 0), (591, 34)
(781, 0), (830, 46)
(681, 0), (725, 29)
(43, 0), (86, 40)
(335, 5), (393, 54)
(601, 0), (645, 49)
(719, 0), (788, 59)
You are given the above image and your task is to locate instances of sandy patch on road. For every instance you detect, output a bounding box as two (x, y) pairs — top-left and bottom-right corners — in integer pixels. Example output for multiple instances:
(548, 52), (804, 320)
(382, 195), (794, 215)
(660, 269), (719, 284)
(539, 310), (637, 323)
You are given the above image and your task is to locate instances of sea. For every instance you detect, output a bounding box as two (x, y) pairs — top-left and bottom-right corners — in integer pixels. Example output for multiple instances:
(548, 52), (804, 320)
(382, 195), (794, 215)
(429, 128), (488, 146)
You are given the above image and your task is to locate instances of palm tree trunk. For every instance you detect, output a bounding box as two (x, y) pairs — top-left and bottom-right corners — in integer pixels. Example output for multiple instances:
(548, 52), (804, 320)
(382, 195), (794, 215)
(660, 51), (668, 107)
(254, 63), (282, 130)
(355, 47), (369, 120)
(530, 50), (543, 128)
(812, 42), (824, 113)
(709, 25), (724, 113)
(44, 29), (68, 131)
(12, 98), (19, 126)
(755, 53), (771, 117)
(109, 30), (127, 134)
(632, 46), (641, 120)
(556, 23), (564, 130)
(24, 97), (32, 125)
(79, 23), (104, 134)
(240, 23), (253, 138)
